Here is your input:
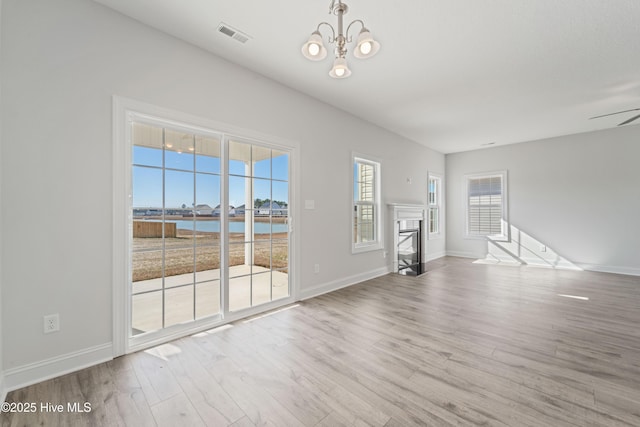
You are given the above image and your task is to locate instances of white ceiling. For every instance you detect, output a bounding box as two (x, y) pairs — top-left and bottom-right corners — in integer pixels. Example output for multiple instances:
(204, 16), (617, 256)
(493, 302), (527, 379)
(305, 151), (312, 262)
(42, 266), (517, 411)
(95, 0), (640, 153)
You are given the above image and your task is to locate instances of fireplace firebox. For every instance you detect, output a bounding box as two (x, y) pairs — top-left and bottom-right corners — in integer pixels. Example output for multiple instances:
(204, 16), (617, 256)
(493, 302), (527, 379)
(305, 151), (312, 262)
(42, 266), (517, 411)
(398, 220), (422, 275)
(389, 204), (427, 276)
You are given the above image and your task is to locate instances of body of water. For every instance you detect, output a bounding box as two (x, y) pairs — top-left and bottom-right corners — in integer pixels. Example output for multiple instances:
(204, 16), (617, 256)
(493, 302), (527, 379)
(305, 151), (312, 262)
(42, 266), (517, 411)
(143, 219), (287, 234)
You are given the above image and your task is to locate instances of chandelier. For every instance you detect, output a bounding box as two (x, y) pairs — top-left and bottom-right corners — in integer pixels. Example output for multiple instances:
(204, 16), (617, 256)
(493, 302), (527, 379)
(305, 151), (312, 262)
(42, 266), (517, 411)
(301, 0), (380, 79)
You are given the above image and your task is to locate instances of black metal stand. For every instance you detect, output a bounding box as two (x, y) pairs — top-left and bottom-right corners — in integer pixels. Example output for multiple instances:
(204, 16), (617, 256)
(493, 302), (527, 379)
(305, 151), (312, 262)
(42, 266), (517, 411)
(397, 220), (426, 276)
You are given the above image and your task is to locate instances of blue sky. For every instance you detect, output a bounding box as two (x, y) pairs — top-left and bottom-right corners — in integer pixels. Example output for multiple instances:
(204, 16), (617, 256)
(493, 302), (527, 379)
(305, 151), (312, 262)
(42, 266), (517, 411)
(133, 146), (288, 208)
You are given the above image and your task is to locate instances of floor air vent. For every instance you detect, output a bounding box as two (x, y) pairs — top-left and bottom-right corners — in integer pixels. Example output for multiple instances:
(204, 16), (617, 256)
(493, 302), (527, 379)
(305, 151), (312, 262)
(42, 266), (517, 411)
(217, 23), (251, 44)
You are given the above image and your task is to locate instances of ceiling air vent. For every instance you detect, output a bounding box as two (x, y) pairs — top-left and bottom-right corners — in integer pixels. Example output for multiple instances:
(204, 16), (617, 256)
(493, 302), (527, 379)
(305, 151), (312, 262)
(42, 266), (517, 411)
(217, 23), (251, 44)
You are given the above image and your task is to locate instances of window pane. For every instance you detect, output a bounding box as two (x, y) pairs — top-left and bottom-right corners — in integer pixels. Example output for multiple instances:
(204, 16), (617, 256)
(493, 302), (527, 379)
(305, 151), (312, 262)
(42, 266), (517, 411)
(253, 178), (271, 208)
(132, 248), (163, 288)
(229, 242), (251, 276)
(229, 216), (248, 243)
(195, 173), (220, 215)
(272, 150), (289, 181)
(132, 290), (162, 335)
(272, 269), (289, 300)
(272, 238), (288, 270)
(229, 140), (251, 176)
(196, 281), (220, 319)
(165, 129), (194, 171)
(165, 285), (194, 327)
(132, 167), (162, 212)
(164, 246), (195, 287)
(429, 207), (439, 233)
(229, 175), (249, 216)
(272, 213), (288, 240)
(355, 161), (375, 202)
(272, 181), (288, 213)
(252, 272), (271, 306)
(254, 241), (271, 270)
(194, 241), (220, 283)
(229, 276), (251, 311)
(195, 135), (221, 174)
(166, 169), (194, 213)
(354, 204), (375, 243)
(254, 210), (271, 241)
(253, 145), (271, 179)
(132, 123), (163, 167)
(428, 177), (438, 206)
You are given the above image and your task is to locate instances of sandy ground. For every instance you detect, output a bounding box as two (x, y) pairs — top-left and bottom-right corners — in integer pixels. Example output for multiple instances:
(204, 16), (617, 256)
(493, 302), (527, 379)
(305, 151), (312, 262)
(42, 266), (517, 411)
(132, 227), (288, 282)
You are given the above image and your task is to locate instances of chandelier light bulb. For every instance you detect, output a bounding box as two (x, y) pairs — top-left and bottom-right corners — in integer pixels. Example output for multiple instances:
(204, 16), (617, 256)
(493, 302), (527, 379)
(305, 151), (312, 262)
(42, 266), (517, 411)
(353, 28), (380, 59)
(308, 43), (320, 56)
(359, 41), (372, 55)
(329, 57), (352, 79)
(301, 31), (327, 61)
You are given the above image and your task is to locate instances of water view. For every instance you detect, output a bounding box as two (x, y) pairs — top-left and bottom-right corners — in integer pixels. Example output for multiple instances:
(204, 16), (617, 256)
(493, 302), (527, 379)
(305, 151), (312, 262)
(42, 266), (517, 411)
(140, 219), (288, 233)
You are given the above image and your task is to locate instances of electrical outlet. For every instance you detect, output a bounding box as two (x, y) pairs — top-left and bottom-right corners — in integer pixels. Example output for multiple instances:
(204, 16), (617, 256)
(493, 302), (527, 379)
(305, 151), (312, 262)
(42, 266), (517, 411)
(314, 264), (320, 274)
(44, 314), (59, 334)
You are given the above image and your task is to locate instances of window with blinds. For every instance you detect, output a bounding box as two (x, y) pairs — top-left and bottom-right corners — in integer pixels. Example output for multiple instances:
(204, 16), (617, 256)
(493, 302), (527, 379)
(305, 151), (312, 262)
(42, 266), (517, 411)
(427, 174), (442, 236)
(465, 171), (507, 238)
(353, 156), (382, 253)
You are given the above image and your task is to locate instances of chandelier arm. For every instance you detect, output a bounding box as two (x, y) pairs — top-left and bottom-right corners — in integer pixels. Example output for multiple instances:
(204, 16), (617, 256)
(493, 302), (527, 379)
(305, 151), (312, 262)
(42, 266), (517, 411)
(316, 22), (336, 44)
(345, 19), (365, 43)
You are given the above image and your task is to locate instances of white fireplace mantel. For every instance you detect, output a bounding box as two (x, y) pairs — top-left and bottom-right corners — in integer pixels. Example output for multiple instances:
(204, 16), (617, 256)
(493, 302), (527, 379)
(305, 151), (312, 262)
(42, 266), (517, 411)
(388, 203), (426, 221)
(388, 204), (426, 274)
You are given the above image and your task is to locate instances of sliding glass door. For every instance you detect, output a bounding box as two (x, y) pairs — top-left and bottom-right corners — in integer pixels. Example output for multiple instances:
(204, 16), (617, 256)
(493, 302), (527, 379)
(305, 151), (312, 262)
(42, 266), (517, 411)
(227, 139), (289, 311)
(129, 120), (290, 342)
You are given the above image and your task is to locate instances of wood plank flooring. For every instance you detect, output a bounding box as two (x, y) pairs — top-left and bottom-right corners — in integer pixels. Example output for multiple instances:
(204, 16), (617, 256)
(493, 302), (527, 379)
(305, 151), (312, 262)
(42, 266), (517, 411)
(3, 257), (640, 426)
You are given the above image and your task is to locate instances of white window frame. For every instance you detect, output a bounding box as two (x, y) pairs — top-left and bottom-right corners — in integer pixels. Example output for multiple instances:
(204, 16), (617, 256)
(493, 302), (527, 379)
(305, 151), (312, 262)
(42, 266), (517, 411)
(464, 170), (509, 240)
(427, 172), (443, 239)
(352, 154), (383, 254)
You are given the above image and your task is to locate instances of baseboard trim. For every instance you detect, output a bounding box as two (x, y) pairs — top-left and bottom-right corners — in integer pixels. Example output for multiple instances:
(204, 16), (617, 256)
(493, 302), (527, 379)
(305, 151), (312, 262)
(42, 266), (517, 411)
(4, 343), (113, 393)
(446, 250), (481, 259)
(426, 251), (447, 262)
(299, 266), (392, 301)
(575, 263), (640, 277)
(447, 251), (640, 277)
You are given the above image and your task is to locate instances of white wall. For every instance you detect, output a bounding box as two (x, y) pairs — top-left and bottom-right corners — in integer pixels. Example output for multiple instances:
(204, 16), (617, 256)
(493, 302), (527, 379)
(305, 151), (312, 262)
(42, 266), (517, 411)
(446, 125), (640, 275)
(0, 0), (443, 386)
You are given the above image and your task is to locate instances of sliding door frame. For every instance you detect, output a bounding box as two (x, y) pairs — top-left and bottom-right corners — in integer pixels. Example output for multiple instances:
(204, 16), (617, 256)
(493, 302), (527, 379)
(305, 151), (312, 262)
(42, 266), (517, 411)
(113, 96), (299, 356)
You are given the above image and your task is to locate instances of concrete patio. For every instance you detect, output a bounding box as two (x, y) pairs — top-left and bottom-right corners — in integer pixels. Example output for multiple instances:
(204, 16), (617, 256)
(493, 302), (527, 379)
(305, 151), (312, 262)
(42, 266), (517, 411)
(132, 265), (289, 334)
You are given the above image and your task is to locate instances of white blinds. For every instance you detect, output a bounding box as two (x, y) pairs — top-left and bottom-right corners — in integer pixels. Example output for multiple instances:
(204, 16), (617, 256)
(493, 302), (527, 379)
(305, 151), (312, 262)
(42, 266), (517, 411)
(468, 175), (503, 236)
(354, 160), (376, 243)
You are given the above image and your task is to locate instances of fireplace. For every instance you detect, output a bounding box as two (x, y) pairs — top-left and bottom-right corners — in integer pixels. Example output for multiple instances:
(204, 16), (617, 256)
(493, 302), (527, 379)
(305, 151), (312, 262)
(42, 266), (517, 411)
(389, 204), (426, 276)
(398, 219), (422, 275)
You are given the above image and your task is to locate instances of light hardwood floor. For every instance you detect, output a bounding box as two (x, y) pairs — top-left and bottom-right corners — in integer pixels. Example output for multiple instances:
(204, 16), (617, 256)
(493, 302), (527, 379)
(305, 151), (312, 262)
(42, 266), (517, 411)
(3, 257), (640, 426)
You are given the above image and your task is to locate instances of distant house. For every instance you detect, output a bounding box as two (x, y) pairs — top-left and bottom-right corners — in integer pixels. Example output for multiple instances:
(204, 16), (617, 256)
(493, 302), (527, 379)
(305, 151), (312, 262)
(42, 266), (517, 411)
(213, 205), (237, 217)
(194, 204), (214, 216)
(257, 201), (287, 216)
(235, 204), (246, 216)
